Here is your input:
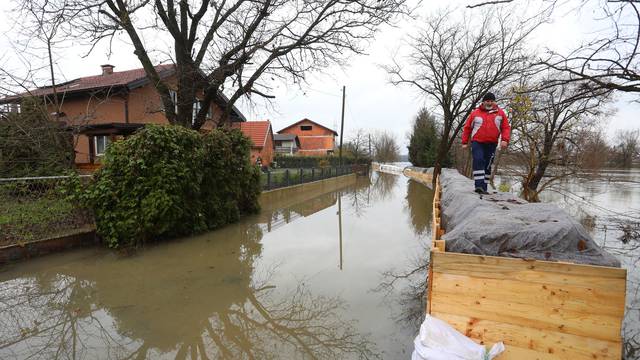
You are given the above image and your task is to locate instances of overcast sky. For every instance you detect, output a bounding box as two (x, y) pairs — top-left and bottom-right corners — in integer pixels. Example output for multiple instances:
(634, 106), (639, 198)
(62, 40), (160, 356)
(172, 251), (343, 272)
(1, 0), (638, 153)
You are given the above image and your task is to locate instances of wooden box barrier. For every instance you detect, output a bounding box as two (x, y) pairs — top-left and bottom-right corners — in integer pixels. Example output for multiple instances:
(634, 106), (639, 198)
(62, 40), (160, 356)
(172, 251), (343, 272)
(428, 175), (627, 359)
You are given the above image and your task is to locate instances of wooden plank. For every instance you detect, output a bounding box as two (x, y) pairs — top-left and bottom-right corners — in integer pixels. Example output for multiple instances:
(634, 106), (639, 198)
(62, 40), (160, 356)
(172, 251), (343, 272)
(432, 272), (625, 317)
(434, 240), (445, 252)
(498, 346), (572, 360)
(430, 290), (622, 341)
(432, 312), (621, 360)
(432, 252), (627, 285)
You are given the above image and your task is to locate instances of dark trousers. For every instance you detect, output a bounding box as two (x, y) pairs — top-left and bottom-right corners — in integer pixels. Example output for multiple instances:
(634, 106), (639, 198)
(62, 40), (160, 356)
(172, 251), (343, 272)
(471, 141), (497, 191)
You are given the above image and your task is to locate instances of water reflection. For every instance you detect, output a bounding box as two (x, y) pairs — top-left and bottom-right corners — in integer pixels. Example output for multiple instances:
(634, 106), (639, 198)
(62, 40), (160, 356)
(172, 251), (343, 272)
(370, 172), (397, 202)
(0, 180), (382, 359)
(404, 180), (434, 235)
(375, 178), (433, 331)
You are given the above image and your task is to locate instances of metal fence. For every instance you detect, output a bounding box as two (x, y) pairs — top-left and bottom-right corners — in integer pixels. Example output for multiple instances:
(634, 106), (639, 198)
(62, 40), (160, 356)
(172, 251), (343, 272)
(260, 166), (355, 191)
(0, 166), (363, 243)
(0, 175), (94, 244)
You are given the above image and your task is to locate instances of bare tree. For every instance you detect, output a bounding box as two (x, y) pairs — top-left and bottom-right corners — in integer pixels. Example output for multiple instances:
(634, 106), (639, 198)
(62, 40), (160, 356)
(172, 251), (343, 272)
(506, 74), (612, 201)
(16, 0), (410, 129)
(613, 129), (640, 168)
(466, 1), (640, 94)
(385, 9), (535, 184)
(539, 1), (640, 94)
(12, 0), (74, 117)
(577, 127), (611, 170)
(372, 131), (400, 163)
(344, 129), (371, 163)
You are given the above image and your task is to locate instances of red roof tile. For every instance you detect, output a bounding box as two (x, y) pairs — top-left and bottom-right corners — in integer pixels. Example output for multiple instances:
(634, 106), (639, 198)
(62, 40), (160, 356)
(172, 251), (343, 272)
(232, 121), (272, 148)
(16, 64), (175, 98)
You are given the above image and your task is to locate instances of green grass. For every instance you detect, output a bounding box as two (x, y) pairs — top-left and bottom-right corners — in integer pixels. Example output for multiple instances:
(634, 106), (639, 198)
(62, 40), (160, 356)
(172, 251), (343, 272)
(0, 196), (74, 226)
(0, 192), (93, 245)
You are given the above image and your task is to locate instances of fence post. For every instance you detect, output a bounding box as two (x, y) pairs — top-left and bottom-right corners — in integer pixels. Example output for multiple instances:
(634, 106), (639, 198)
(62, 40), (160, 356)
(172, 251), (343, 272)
(311, 168), (315, 182)
(267, 170), (271, 190)
(285, 169), (290, 186)
(299, 168), (303, 184)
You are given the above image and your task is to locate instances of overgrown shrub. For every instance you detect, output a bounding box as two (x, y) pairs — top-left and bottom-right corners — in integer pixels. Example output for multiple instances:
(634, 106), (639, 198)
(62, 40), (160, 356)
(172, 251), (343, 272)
(200, 128), (260, 229)
(81, 125), (260, 248)
(0, 97), (74, 177)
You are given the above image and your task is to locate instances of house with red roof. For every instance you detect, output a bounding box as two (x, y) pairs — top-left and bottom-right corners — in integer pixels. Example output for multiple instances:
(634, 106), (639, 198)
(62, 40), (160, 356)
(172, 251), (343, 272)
(232, 121), (275, 167)
(0, 64), (245, 171)
(277, 119), (337, 156)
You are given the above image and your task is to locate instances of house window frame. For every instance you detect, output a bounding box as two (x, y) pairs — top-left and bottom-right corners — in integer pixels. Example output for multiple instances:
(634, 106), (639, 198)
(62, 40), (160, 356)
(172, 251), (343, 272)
(94, 135), (110, 156)
(300, 125), (312, 131)
(168, 90), (178, 113)
(192, 101), (201, 126)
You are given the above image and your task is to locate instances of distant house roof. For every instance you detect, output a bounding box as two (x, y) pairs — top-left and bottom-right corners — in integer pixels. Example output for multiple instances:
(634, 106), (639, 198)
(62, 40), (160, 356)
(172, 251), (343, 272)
(277, 118), (338, 136)
(232, 121), (272, 148)
(274, 133), (301, 147)
(0, 64), (246, 121)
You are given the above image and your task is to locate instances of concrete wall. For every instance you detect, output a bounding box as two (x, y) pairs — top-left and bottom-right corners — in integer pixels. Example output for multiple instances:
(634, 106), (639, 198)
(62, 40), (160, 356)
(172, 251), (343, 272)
(259, 173), (356, 209)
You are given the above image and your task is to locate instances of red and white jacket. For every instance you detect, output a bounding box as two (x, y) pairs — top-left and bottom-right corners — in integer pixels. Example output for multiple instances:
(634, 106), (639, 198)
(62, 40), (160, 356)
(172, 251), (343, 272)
(461, 105), (510, 144)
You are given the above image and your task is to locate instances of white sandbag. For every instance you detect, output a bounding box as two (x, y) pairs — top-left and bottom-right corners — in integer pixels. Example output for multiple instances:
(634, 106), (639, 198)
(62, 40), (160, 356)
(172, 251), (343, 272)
(412, 315), (505, 360)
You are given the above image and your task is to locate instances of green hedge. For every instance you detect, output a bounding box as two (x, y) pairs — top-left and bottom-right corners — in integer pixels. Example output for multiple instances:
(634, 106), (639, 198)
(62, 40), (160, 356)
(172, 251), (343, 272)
(274, 154), (369, 168)
(79, 125), (260, 248)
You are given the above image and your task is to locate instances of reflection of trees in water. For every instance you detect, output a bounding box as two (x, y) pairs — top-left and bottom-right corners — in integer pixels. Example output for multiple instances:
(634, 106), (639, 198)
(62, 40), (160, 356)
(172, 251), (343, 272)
(374, 242), (429, 332)
(404, 180), (434, 235)
(0, 221), (380, 359)
(344, 176), (373, 218)
(370, 172), (397, 202)
(370, 177), (433, 331)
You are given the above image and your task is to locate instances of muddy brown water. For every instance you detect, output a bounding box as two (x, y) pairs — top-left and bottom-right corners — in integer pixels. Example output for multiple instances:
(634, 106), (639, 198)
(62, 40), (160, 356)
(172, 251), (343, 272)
(1, 169), (638, 359)
(0, 173), (432, 359)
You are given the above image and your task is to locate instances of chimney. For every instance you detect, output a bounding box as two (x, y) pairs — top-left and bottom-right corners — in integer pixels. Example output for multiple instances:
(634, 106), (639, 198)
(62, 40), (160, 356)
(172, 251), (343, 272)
(101, 64), (115, 75)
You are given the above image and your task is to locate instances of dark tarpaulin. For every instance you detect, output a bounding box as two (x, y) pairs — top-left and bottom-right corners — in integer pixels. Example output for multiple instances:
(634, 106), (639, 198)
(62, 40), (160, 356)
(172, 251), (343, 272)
(438, 169), (620, 267)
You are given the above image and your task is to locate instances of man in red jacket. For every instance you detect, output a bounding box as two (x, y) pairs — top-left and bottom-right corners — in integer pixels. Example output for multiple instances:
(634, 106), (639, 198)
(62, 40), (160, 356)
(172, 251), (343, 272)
(461, 92), (510, 194)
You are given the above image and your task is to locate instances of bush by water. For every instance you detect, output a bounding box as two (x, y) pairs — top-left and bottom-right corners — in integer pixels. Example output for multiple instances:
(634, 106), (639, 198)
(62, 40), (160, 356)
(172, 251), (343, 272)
(79, 125), (260, 248)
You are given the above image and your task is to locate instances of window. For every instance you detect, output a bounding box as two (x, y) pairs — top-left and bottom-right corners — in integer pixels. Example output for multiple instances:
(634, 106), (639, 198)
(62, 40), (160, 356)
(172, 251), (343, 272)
(300, 125), (312, 131)
(94, 136), (110, 156)
(168, 90), (178, 113)
(192, 101), (201, 125)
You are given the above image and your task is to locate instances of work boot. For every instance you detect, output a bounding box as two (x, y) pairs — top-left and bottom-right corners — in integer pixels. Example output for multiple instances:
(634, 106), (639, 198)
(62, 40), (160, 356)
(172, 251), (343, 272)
(475, 187), (484, 194)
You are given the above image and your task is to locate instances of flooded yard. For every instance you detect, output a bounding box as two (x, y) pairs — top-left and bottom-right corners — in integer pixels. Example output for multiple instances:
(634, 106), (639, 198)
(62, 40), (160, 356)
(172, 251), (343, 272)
(0, 173), (432, 359)
(1, 168), (638, 359)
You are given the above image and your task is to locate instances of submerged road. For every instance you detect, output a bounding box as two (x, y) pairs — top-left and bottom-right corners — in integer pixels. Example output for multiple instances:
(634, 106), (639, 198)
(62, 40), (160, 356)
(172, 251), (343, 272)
(0, 171), (435, 359)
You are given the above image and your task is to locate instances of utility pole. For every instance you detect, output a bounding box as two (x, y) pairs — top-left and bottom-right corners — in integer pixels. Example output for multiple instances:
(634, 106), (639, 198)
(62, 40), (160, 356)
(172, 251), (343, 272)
(338, 86), (346, 166)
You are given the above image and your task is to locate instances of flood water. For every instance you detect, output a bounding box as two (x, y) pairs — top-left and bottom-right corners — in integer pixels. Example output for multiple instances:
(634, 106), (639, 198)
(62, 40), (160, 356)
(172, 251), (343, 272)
(0, 172), (433, 359)
(2, 168), (638, 359)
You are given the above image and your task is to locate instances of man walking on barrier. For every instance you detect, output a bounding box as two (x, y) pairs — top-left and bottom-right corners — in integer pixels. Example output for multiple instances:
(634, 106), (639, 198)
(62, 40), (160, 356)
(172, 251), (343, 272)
(461, 92), (510, 194)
